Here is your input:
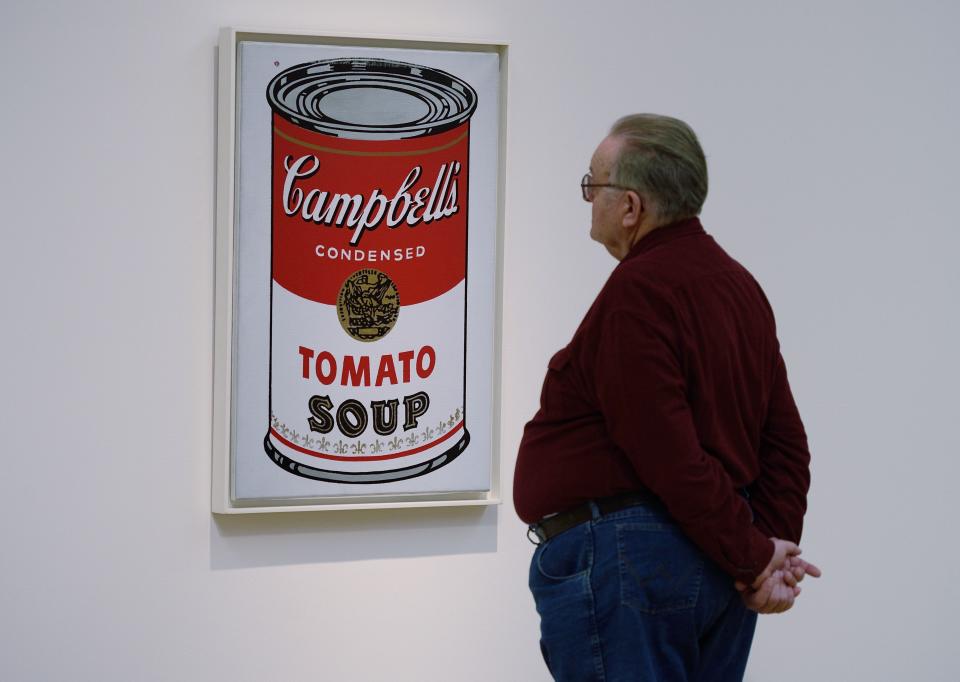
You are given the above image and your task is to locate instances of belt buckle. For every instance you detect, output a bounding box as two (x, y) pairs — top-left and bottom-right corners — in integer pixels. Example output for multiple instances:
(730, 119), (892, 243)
(526, 524), (547, 546)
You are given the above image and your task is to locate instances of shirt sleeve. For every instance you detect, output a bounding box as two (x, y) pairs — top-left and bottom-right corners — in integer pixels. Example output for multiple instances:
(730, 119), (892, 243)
(594, 309), (774, 583)
(748, 353), (811, 542)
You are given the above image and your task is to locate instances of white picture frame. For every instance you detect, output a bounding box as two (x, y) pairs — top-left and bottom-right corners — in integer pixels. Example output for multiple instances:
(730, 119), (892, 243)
(213, 28), (507, 513)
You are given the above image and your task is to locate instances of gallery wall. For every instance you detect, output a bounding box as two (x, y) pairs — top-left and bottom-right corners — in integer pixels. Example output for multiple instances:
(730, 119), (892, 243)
(2, 1), (958, 680)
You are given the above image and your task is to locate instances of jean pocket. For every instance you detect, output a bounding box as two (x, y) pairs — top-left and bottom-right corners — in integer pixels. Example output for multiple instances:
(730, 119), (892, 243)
(529, 525), (594, 626)
(616, 522), (703, 614)
(534, 525), (592, 582)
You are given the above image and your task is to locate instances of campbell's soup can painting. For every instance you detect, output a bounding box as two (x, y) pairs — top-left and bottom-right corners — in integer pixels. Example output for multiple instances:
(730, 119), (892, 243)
(262, 58), (477, 484)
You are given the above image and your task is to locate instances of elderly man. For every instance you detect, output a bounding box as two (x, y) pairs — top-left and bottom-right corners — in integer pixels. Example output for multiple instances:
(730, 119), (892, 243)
(514, 114), (818, 681)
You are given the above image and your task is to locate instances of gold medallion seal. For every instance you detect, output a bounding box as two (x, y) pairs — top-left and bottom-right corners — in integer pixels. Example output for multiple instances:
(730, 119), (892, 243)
(336, 269), (400, 342)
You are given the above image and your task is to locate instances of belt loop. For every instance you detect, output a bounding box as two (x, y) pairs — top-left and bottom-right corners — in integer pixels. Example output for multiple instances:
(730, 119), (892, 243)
(588, 500), (601, 521)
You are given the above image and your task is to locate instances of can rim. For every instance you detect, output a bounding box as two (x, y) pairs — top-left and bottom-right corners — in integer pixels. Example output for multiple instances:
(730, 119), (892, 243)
(266, 58), (479, 140)
(263, 429), (471, 483)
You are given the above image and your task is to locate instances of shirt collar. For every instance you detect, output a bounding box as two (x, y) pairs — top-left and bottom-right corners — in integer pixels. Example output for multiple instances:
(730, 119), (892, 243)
(622, 216), (706, 261)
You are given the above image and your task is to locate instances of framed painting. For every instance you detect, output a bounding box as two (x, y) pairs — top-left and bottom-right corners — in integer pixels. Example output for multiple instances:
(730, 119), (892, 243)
(212, 28), (506, 513)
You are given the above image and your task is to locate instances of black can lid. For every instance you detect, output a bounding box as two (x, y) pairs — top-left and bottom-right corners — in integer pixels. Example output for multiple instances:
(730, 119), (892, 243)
(266, 58), (478, 140)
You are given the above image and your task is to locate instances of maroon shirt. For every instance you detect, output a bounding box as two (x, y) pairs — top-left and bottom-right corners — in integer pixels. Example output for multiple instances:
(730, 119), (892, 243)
(513, 218), (810, 582)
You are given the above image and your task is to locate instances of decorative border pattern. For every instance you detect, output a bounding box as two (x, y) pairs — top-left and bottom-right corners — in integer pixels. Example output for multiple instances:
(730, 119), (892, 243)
(270, 407), (464, 457)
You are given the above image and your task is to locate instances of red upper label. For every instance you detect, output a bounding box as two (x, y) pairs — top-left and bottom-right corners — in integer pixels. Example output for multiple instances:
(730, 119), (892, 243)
(271, 114), (469, 306)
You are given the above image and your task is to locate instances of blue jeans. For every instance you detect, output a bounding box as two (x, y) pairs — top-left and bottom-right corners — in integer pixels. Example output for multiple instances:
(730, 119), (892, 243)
(529, 502), (757, 681)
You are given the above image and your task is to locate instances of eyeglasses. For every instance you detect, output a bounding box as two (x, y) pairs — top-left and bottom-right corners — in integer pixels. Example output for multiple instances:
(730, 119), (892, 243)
(581, 173), (635, 202)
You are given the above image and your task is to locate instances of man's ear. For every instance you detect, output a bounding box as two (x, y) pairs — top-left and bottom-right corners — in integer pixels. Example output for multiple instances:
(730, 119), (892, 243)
(621, 190), (643, 228)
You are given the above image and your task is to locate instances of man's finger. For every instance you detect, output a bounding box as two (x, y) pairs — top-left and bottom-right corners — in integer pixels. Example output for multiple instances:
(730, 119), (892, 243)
(773, 580), (795, 614)
(744, 575), (776, 612)
(753, 576), (775, 604)
(770, 573), (791, 614)
(765, 582), (783, 614)
(784, 557), (806, 582)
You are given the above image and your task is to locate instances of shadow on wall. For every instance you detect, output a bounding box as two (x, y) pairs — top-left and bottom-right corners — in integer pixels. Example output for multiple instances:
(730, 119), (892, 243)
(209, 505), (498, 569)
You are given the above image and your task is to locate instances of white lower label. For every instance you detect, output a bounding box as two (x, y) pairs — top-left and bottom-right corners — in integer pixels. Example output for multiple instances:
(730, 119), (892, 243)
(266, 278), (467, 477)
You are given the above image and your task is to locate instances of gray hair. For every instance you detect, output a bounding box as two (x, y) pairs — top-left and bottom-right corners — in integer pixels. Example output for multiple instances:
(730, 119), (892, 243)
(609, 114), (708, 224)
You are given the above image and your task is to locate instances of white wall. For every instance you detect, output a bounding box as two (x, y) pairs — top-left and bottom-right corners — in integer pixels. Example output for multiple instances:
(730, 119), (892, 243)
(2, 1), (958, 680)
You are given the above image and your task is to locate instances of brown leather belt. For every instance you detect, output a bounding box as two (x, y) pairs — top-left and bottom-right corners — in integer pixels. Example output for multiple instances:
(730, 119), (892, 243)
(527, 491), (659, 545)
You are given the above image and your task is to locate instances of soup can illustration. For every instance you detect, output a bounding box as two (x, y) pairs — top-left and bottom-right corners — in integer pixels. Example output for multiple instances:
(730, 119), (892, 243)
(263, 58), (477, 484)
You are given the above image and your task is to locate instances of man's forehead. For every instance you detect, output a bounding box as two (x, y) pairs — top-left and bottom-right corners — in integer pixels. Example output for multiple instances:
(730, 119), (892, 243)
(590, 135), (621, 173)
